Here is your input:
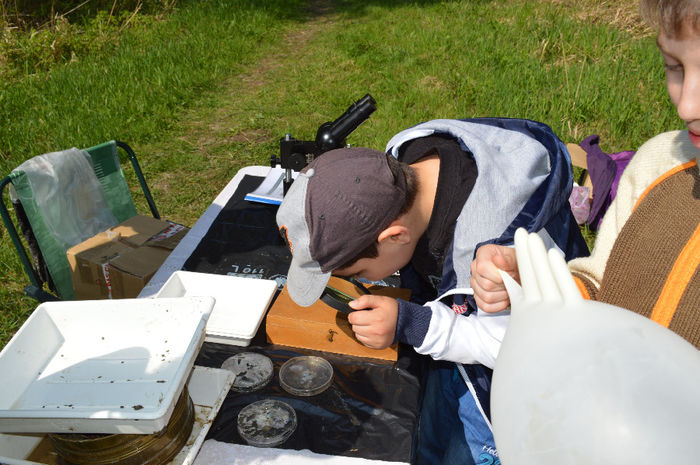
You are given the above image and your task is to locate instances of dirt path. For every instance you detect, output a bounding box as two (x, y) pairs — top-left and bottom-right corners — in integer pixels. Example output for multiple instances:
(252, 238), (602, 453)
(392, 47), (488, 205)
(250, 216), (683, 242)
(141, 0), (651, 227)
(144, 1), (340, 224)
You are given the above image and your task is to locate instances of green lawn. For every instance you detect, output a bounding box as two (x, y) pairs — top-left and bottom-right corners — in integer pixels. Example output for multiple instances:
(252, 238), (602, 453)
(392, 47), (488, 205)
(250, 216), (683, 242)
(0, 0), (679, 348)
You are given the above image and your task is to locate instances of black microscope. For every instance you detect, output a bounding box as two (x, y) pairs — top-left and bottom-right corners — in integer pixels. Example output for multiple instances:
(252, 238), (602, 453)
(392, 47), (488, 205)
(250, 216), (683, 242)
(271, 93), (376, 194)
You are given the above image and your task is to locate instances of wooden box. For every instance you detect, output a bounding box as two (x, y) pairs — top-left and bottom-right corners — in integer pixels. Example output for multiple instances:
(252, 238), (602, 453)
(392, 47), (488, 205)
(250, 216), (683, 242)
(266, 278), (410, 361)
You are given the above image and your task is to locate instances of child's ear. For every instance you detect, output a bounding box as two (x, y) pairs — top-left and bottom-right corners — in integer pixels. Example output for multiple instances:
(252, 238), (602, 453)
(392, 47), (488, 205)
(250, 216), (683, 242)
(377, 225), (411, 244)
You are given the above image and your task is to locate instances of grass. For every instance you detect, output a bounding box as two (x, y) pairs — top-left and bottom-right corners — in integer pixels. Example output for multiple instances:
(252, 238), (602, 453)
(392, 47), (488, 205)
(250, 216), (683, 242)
(0, 0), (309, 345)
(0, 0), (680, 348)
(0, 0), (309, 168)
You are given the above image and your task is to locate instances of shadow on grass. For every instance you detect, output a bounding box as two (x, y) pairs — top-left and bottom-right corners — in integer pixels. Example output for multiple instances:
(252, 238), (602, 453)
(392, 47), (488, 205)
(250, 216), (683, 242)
(2, 0), (167, 28)
(298, 0), (497, 21)
(4, 0), (496, 30)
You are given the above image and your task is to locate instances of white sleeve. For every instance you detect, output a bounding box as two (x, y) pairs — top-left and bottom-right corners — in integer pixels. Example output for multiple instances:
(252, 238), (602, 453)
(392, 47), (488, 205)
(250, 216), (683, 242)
(414, 299), (509, 369)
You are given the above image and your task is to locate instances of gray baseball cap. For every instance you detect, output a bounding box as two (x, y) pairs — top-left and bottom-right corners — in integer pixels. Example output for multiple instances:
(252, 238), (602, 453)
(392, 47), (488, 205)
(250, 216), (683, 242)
(276, 147), (407, 307)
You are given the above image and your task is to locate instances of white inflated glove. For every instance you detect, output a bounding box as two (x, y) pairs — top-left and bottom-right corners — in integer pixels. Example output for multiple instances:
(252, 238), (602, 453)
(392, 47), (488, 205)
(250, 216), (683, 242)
(491, 228), (700, 465)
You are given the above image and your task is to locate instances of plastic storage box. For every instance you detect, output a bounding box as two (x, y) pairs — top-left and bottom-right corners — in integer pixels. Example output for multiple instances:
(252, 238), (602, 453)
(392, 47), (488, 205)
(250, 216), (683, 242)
(0, 297), (213, 434)
(155, 271), (277, 346)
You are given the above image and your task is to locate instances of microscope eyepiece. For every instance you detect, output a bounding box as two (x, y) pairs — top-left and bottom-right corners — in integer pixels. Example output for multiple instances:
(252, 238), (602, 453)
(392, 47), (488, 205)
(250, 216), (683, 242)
(315, 94), (376, 152)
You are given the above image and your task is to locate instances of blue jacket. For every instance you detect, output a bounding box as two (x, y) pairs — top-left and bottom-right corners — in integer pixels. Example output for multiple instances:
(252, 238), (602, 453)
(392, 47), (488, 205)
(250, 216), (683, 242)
(385, 118), (589, 463)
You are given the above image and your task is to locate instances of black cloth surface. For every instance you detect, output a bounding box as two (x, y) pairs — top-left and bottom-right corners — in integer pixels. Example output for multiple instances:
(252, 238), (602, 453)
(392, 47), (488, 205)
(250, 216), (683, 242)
(183, 175), (292, 282)
(183, 174), (424, 462)
(196, 343), (422, 462)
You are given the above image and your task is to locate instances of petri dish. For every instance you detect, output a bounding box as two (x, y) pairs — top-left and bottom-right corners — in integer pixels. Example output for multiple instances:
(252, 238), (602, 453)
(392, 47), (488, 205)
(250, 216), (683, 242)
(221, 352), (274, 393)
(279, 355), (333, 396)
(237, 399), (297, 448)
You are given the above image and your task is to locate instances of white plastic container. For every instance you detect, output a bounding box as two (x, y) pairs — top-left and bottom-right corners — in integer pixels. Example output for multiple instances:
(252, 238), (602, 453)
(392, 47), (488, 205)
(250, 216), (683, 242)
(0, 297), (213, 434)
(155, 271), (277, 346)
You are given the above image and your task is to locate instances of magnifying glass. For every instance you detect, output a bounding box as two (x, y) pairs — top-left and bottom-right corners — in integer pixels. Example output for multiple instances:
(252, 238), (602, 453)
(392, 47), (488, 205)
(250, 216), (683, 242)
(320, 277), (371, 313)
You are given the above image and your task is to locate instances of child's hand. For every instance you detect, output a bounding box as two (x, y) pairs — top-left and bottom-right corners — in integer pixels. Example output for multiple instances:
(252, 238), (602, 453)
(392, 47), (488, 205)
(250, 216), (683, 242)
(470, 244), (519, 313)
(347, 295), (398, 349)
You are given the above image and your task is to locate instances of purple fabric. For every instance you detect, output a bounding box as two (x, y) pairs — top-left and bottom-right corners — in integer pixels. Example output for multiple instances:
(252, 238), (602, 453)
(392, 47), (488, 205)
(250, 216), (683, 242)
(609, 149), (635, 199)
(580, 135), (635, 229)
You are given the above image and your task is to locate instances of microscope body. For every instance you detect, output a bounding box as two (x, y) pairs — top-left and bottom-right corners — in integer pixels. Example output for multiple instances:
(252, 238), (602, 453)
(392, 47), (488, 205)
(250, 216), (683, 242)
(273, 94), (376, 194)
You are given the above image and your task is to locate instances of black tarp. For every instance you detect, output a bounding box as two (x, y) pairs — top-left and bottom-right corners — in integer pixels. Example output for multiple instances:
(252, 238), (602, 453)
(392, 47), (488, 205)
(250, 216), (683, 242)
(183, 175), (291, 283)
(196, 343), (422, 462)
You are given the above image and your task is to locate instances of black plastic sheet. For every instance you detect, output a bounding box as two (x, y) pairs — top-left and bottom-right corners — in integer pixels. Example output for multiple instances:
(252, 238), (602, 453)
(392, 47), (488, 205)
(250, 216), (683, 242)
(183, 175), (292, 282)
(196, 343), (423, 462)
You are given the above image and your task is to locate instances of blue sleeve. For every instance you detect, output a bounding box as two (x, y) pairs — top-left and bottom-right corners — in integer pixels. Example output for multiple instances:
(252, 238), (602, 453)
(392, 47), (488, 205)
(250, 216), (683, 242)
(395, 298), (432, 346)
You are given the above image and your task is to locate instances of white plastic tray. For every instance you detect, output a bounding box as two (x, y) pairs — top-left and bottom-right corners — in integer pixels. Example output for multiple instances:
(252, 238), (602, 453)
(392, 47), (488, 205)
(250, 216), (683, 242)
(0, 297), (213, 434)
(155, 271), (277, 346)
(0, 365), (234, 465)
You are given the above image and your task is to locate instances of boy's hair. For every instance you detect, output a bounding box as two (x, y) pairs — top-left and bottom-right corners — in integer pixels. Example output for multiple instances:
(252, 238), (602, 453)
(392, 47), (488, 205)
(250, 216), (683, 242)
(640, 0), (700, 37)
(337, 155), (418, 269)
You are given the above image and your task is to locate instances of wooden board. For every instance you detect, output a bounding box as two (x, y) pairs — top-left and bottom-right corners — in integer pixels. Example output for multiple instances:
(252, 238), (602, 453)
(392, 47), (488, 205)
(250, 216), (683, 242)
(567, 142), (594, 199)
(266, 277), (410, 361)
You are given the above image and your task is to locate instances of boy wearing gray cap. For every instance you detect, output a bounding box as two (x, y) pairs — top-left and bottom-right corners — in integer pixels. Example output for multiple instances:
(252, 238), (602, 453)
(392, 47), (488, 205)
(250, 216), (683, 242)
(277, 118), (588, 464)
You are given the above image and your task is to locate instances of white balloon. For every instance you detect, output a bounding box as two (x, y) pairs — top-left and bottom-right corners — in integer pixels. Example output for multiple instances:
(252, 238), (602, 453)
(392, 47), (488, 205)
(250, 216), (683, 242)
(491, 228), (700, 465)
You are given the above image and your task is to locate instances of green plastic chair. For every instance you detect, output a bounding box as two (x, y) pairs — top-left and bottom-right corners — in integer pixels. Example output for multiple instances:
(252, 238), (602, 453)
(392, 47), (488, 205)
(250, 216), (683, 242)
(0, 140), (159, 302)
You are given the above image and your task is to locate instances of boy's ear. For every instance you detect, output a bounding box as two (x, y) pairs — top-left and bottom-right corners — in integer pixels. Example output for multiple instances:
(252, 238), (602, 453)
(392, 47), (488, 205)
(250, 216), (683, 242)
(377, 225), (411, 244)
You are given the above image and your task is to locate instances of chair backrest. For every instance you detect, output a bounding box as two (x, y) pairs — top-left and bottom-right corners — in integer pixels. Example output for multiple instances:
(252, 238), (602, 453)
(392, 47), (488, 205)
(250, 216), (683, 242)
(7, 141), (139, 299)
(85, 141), (139, 223)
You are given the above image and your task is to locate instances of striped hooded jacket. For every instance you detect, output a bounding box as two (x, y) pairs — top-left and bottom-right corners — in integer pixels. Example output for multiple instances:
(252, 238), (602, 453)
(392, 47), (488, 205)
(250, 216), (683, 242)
(570, 130), (699, 347)
(385, 118), (589, 462)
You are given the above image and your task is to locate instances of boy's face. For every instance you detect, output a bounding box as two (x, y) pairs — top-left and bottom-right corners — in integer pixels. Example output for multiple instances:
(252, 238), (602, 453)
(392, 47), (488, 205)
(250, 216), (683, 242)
(333, 238), (415, 282)
(657, 23), (700, 149)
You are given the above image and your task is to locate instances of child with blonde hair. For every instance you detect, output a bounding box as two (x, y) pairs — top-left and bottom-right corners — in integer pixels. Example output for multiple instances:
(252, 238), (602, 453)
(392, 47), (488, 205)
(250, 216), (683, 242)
(471, 0), (700, 348)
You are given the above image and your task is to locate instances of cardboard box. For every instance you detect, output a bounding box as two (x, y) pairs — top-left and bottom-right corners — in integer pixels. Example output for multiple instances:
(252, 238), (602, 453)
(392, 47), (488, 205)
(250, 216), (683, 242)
(67, 215), (188, 300)
(108, 245), (171, 299)
(67, 233), (131, 300)
(266, 277), (410, 361)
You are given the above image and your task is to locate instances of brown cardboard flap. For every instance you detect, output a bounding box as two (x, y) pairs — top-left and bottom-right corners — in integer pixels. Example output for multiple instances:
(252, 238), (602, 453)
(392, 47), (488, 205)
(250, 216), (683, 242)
(145, 224), (189, 250)
(567, 142), (593, 199)
(266, 278), (410, 361)
(111, 215), (174, 247)
(108, 246), (171, 299)
(70, 235), (126, 264)
(109, 245), (170, 278)
(567, 143), (588, 169)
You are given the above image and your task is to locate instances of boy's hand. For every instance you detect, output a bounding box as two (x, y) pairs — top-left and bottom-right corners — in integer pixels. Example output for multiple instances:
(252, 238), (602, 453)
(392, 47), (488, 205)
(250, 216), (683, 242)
(347, 295), (398, 349)
(470, 244), (519, 313)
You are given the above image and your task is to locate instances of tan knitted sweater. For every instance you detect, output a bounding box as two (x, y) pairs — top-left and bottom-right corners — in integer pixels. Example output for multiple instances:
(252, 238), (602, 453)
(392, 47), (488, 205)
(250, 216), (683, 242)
(569, 130), (700, 348)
